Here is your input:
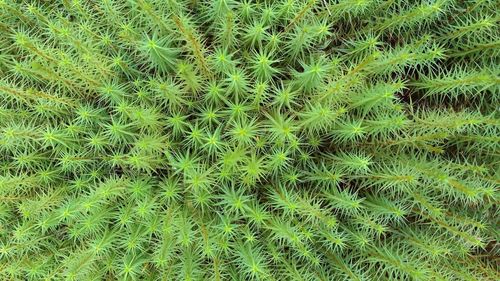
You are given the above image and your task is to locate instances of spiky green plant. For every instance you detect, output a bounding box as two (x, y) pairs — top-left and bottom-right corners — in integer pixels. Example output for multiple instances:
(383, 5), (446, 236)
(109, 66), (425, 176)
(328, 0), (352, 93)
(0, 0), (499, 280)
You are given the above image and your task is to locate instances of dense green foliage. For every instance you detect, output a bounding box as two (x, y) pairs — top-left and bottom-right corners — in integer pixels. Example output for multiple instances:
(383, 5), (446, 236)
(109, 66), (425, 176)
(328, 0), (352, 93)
(0, 0), (499, 280)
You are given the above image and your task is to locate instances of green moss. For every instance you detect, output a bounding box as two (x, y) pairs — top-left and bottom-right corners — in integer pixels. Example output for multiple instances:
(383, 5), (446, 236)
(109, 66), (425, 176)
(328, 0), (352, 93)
(0, 0), (498, 280)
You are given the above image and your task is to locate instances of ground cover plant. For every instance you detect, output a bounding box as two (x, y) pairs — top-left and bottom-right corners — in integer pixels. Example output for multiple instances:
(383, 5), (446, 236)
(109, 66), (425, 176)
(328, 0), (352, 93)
(0, 0), (499, 280)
